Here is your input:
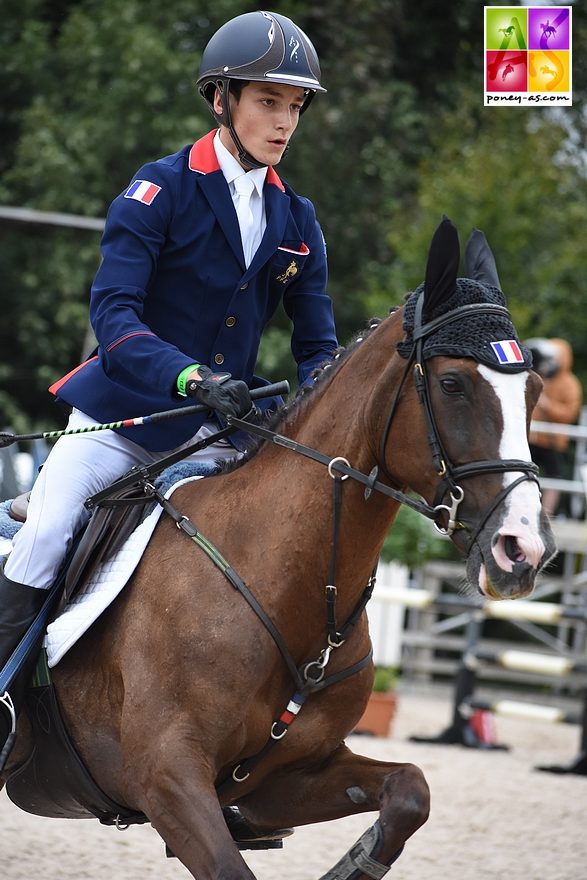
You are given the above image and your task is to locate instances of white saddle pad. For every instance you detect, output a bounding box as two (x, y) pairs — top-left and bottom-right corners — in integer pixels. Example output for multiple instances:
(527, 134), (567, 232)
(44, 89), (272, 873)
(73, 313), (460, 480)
(45, 476), (203, 667)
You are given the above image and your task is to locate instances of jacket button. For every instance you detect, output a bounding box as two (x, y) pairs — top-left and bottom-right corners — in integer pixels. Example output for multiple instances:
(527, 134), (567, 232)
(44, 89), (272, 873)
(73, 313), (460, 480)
(225, 316), (236, 327)
(240, 282), (249, 290)
(214, 353), (225, 365)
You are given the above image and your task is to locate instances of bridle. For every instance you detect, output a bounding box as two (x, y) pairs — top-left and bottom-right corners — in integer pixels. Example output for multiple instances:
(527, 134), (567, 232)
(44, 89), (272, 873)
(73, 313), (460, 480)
(377, 294), (540, 551)
(223, 296), (539, 555)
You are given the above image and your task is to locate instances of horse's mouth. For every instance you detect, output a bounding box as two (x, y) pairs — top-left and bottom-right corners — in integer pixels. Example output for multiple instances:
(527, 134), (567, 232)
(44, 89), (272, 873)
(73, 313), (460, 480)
(476, 559), (536, 600)
(466, 519), (557, 600)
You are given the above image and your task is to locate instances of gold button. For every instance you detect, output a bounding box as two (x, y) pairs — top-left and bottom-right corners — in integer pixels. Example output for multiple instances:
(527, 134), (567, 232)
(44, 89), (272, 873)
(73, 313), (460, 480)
(225, 316), (236, 327)
(240, 282), (249, 290)
(214, 353), (225, 365)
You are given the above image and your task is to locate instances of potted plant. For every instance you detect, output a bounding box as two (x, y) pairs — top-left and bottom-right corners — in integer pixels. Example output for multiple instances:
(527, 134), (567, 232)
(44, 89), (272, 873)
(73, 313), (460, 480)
(353, 666), (399, 738)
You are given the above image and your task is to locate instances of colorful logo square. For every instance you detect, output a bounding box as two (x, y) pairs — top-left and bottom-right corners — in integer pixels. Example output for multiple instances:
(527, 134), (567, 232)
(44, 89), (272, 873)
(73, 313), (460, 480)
(528, 50), (570, 92)
(486, 51), (527, 92)
(486, 7), (528, 51)
(528, 7), (570, 50)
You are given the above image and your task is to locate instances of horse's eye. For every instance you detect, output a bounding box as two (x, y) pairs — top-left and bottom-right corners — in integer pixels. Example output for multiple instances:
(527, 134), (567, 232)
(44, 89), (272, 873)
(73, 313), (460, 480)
(440, 377), (462, 394)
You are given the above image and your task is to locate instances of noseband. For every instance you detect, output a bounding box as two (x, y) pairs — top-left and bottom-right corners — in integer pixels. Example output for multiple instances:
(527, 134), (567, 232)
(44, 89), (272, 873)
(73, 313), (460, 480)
(379, 294), (540, 551)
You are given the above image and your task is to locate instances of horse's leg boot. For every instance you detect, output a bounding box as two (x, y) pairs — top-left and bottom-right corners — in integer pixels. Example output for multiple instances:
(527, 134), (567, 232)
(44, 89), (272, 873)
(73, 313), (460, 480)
(318, 821), (404, 879)
(0, 569), (47, 749)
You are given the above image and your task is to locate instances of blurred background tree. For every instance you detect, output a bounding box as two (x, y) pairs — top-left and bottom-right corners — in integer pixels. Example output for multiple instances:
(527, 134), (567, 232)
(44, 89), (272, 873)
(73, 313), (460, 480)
(1, 0), (585, 434)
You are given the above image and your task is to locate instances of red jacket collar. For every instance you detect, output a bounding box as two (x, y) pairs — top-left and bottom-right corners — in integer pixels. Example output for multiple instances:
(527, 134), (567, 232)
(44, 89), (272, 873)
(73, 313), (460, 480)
(188, 130), (285, 192)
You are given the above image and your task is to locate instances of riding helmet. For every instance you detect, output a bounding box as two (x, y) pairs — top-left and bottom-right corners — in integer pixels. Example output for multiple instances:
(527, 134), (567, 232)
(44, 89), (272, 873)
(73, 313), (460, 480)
(197, 11), (326, 168)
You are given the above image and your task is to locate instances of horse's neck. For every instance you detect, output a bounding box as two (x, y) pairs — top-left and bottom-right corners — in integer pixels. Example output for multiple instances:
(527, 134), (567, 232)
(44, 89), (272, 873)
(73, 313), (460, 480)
(283, 311), (407, 482)
(244, 316), (406, 588)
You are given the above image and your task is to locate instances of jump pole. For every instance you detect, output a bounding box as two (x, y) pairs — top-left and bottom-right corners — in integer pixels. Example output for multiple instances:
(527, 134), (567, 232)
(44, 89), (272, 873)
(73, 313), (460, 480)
(374, 585), (587, 625)
(472, 647), (587, 678)
(408, 609), (509, 749)
(462, 690), (587, 776)
(388, 586), (587, 753)
(462, 696), (582, 727)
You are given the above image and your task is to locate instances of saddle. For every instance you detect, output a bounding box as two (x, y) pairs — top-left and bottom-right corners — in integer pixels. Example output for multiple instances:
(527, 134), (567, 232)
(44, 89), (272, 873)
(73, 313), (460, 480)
(8, 485), (153, 606)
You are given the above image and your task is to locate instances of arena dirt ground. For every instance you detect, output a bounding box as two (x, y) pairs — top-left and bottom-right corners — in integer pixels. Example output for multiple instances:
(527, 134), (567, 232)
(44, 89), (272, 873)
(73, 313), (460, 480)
(1, 687), (585, 879)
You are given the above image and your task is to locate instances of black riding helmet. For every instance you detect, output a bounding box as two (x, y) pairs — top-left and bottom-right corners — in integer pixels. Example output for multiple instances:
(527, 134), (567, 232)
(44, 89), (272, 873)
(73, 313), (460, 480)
(197, 10), (326, 169)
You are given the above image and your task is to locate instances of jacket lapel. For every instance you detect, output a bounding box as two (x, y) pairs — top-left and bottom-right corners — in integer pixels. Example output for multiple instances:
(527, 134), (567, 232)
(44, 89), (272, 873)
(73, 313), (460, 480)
(243, 183), (292, 281)
(188, 132), (296, 277)
(198, 172), (245, 268)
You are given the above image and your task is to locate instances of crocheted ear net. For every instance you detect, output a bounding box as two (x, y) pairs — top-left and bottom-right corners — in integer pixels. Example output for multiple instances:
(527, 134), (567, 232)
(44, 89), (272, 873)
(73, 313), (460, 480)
(396, 278), (532, 373)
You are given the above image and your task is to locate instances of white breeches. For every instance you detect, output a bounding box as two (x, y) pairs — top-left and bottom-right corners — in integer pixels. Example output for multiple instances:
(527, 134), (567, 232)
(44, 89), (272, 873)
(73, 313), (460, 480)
(4, 409), (239, 590)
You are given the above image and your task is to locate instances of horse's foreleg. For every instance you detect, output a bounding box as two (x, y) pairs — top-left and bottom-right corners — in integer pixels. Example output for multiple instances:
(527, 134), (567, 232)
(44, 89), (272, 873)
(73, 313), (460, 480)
(135, 760), (257, 880)
(232, 743), (429, 879)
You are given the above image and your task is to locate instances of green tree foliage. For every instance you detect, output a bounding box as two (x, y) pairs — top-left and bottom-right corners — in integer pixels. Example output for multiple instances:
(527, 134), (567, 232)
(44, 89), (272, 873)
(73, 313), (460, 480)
(365, 100), (587, 387)
(1, 0), (586, 430)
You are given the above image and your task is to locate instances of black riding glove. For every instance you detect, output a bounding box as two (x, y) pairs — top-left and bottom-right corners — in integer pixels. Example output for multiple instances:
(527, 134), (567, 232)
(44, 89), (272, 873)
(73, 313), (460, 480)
(186, 366), (253, 419)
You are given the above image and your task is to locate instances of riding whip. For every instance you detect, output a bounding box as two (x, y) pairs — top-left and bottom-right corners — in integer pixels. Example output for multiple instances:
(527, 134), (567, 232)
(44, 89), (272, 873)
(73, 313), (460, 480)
(0, 380), (290, 448)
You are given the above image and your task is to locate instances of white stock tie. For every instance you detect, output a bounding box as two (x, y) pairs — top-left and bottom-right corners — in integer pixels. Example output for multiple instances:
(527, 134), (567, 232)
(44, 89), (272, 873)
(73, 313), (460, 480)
(233, 173), (255, 240)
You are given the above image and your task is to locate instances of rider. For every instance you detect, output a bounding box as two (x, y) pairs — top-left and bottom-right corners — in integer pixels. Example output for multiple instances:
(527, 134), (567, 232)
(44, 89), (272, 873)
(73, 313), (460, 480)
(0, 10), (337, 747)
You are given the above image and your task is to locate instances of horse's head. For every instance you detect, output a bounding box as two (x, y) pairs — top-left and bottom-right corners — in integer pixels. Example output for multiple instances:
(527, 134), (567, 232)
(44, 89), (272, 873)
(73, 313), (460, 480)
(388, 218), (556, 599)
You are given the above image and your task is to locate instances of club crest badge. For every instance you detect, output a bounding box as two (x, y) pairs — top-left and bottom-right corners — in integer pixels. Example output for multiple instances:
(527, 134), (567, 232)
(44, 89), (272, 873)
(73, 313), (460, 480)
(276, 260), (298, 283)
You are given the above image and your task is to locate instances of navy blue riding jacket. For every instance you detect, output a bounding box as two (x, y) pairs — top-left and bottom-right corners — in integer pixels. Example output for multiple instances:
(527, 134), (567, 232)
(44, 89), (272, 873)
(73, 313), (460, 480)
(50, 129), (338, 450)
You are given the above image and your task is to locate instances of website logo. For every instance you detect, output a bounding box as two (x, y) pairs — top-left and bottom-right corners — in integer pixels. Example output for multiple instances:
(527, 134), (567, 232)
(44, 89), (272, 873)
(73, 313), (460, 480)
(484, 6), (572, 106)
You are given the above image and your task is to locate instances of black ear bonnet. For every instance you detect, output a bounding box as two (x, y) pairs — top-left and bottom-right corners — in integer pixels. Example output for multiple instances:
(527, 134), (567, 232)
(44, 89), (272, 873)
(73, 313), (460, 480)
(396, 221), (532, 373)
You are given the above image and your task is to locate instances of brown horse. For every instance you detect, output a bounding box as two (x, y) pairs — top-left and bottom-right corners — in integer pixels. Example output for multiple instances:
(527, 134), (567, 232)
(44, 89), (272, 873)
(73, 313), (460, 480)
(2, 219), (555, 879)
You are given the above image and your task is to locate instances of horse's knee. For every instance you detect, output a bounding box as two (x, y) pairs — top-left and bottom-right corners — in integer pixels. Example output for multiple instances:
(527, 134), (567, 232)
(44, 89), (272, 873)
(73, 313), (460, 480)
(381, 763), (430, 835)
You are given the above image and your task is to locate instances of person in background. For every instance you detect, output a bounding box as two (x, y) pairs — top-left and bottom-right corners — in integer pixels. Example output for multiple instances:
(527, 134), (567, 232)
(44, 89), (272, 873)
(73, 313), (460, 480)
(528, 337), (582, 517)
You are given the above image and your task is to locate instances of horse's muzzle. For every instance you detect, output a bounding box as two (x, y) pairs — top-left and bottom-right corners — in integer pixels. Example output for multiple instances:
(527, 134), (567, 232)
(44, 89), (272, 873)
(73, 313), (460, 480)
(470, 515), (556, 600)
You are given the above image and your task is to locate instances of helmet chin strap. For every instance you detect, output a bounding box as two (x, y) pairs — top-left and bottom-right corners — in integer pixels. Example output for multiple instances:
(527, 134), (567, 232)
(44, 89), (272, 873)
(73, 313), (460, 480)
(228, 125), (266, 171)
(218, 80), (292, 170)
(217, 81), (266, 171)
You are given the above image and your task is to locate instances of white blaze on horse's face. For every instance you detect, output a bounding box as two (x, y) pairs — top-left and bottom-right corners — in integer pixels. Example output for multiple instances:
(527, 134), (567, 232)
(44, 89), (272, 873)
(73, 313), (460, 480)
(477, 365), (547, 594)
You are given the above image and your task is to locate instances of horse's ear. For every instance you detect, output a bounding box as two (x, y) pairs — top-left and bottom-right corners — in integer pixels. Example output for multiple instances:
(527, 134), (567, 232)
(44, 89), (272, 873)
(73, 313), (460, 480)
(464, 228), (501, 288)
(423, 216), (460, 316)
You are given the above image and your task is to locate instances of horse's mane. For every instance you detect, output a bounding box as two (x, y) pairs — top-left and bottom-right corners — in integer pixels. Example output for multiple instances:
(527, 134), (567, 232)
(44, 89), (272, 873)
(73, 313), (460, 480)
(217, 312), (398, 474)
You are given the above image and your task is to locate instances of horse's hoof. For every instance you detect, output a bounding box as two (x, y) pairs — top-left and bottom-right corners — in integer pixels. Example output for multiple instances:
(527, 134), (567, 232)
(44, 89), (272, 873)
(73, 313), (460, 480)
(222, 805), (294, 845)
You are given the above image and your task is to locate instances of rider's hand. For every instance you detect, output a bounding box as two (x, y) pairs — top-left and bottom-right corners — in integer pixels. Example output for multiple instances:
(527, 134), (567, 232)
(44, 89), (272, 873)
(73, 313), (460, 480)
(186, 366), (252, 419)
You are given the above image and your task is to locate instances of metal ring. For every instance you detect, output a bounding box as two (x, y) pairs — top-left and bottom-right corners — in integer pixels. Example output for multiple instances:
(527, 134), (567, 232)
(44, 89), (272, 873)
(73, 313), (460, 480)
(328, 633), (346, 648)
(327, 456), (350, 480)
(232, 765), (250, 783)
(115, 815), (130, 831)
(271, 722), (288, 740)
(303, 660), (326, 683)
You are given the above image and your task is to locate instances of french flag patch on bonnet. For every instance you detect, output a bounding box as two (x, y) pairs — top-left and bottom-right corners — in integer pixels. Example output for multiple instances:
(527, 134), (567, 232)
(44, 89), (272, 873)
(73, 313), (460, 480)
(490, 340), (524, 365)
(124, 179), (161, 205)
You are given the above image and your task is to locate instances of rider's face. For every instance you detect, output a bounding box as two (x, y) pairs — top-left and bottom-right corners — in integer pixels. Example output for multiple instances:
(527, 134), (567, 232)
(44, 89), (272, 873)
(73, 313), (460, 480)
(215, 82), (306, 168)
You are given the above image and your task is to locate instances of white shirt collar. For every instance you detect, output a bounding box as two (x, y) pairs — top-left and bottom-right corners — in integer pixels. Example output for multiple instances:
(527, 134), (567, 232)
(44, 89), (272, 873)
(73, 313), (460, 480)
(213, 130), (267, 197)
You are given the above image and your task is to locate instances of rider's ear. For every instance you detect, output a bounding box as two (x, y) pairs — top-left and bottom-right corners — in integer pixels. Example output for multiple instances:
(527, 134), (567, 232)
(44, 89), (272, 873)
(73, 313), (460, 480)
(464, 228), (501, 289)
(423, 216), (459, 316)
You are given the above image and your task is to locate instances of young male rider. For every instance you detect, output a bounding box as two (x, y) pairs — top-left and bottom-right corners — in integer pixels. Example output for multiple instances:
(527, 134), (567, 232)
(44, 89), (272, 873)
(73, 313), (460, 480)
(0, 11), (337, 750)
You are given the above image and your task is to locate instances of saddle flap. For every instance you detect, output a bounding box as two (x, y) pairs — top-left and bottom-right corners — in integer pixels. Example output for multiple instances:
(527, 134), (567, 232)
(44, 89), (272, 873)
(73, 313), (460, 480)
(63, 489), (153, 603)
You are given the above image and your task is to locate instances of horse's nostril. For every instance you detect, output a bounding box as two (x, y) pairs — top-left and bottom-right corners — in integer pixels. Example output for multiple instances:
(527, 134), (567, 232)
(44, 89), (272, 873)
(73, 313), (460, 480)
(504, 535), (527, 564)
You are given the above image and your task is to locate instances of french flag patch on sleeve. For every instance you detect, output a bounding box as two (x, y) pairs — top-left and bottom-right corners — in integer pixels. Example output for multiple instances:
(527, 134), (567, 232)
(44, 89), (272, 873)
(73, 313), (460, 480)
(490, 339), (524, 365)
(124, 179), (161, 205)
